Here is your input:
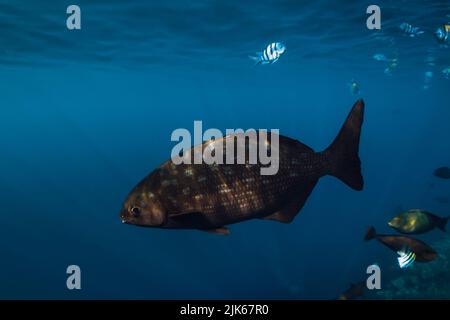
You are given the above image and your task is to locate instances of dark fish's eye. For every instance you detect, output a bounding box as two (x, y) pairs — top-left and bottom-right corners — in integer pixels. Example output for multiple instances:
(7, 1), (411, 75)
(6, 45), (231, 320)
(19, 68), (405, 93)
(130, 206), (141, 217)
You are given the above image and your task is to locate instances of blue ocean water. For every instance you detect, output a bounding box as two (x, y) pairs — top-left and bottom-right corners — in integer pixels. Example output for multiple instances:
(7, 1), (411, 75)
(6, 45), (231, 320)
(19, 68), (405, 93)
(1, 0), (450, 299)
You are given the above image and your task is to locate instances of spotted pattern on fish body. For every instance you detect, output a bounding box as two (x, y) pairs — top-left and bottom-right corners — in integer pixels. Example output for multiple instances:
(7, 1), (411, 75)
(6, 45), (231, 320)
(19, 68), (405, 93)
(142, 135), (324, 229)
(120, 100), (365, 233)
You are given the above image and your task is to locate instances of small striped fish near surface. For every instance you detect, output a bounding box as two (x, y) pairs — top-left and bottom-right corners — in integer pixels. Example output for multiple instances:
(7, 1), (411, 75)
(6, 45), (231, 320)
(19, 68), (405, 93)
(249, 42), (286, 65)
(399, 22), (424, 37)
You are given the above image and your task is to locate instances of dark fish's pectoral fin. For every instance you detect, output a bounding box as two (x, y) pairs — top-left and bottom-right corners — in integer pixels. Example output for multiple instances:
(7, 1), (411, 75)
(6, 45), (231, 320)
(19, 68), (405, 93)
(170, 210), (202, 219)
(169, 211), (212, 228)
(170, 211), (230, 234)
(203, 227), (230, 235)
(263, 180), (318, 224)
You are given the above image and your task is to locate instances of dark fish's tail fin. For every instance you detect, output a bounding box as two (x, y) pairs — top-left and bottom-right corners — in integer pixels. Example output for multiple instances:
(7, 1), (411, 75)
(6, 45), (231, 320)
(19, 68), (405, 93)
(324, 99), (364, 191)
(364, 226), (377, 241)
(437, 216), (449, 232)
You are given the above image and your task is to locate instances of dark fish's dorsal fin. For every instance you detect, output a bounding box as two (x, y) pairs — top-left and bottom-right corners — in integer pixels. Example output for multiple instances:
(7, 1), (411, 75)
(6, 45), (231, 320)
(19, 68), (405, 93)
(204, 227), (230, 235)
(278, 134), (314, 153)
(263, 180), (318, 223)
(221, 131), (314, 153)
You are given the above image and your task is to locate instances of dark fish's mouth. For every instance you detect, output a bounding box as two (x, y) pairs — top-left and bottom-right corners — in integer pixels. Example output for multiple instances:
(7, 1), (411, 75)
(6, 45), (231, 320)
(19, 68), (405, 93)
(119, 210), (129, 224)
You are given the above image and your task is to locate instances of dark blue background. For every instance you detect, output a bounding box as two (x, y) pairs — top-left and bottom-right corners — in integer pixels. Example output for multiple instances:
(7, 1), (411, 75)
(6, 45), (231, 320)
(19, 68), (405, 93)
(1, 0), (449, 299)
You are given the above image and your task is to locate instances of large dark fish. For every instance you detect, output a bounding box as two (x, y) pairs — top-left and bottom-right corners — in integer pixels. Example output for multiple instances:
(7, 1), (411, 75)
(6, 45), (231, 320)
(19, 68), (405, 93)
(364, 226), (437, 262)
(119, 100), (365, 234)
(434, 166), (450, 179)
(388, 209), (448, 234)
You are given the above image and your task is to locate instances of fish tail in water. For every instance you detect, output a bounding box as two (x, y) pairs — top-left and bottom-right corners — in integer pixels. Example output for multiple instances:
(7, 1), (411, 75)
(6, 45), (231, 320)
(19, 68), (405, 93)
(364, 226), (377, 241)
(322, 99), (364, 191)
(248, 54), (262, 65)
(436, 216), (449, 232)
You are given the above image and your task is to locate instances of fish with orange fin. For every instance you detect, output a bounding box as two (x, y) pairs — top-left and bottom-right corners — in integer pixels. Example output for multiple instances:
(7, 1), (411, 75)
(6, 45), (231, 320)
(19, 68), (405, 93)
(364, 226), (437, 263)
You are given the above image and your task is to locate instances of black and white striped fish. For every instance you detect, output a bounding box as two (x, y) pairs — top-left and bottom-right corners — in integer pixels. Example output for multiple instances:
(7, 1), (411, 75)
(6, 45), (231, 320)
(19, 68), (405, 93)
(400, 23), (424, 37)
(249, 42), (286, 65)
(397, 248), (416, 269)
